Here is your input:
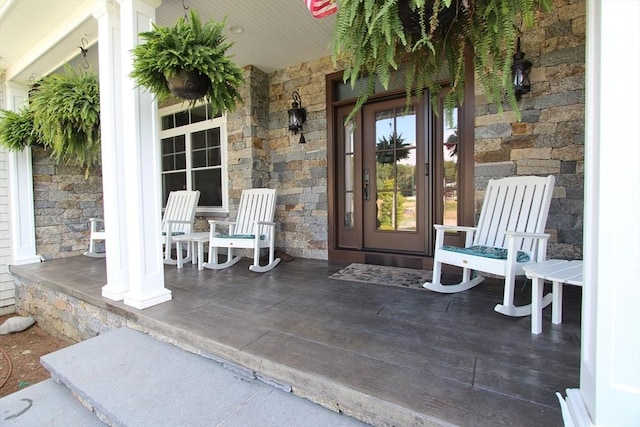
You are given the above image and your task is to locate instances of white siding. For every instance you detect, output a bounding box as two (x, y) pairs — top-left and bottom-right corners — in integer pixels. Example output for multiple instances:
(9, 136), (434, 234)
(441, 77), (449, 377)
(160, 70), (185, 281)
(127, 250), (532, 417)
(0, 76), (16, 314)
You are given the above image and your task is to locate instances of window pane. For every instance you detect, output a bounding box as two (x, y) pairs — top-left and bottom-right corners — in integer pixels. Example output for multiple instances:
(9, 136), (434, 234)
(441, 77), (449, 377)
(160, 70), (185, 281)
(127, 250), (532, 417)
(343, 121), (355, 230)
(162, 172), (187, 207)
(210, 128), (221, 147)
(208, 147), (221, 166)
(175, 153), (186, 170)
(174, 135), (185, 152)
(192, 130), (207, 150)
(161, 137), (174, 154)
(193, 168), (222, 207)
(175, 110), (189, 127)
(162, 155), (174, 172)
(374, 107), (417, 232)
(191, 105), (207, 123)
(443, 107), (459, 226)
(344, 192), (354, 229)
(192, 149), (206, 168)
(161, 115), (174, 130)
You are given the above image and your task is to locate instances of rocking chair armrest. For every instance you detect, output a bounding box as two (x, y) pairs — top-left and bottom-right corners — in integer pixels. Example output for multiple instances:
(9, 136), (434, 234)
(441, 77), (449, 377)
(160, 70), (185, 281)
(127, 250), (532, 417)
(505, 231), (551, 262)
(254, 221), (276, 227)
(208, 219), (237, 236)
(504, 231), (550, 240)
(207, 220), (236, 226)
(434, 224), (477, 233)
(433, 224), (477, 248)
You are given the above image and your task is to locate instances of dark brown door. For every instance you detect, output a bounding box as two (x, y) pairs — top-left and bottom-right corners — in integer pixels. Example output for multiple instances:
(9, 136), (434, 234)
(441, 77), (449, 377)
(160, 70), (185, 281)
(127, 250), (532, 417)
(335, 96), (431, 253)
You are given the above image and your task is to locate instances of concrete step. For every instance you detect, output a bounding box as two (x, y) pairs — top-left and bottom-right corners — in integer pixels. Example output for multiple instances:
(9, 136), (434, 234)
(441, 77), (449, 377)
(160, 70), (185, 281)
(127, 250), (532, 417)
(1, 379), (107, 426)
(3, 327), (368, 427)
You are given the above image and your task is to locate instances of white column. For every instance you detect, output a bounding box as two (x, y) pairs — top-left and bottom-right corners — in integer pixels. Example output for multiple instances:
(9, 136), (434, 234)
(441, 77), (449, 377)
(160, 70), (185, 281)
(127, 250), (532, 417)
(94, 2), (130, 300)
(6, 84), (42, 266)
(118, 0), (170, 309)
(565, 1), (640, 425)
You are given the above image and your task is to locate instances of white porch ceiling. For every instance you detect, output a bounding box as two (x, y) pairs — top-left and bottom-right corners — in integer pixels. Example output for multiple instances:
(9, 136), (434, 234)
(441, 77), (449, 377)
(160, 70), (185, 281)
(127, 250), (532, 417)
(0, 0), (336, 84)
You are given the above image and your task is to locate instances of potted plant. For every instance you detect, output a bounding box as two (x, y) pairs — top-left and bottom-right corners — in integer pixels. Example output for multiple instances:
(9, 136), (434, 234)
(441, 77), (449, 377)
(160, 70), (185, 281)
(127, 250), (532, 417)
(28, 68), (101, 174)
(0, 68), (100, 175)
(330, 0), (552, 121)
(0, 107), (40, 151)
(131, 9), (244, 112)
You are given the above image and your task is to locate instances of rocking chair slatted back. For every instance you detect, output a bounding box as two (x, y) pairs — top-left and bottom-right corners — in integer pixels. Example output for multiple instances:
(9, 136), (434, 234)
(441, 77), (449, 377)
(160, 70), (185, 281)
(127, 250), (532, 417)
(474, 175), (554, 256)
(162, 190), (200, 235)
(234, 188), (277, 237)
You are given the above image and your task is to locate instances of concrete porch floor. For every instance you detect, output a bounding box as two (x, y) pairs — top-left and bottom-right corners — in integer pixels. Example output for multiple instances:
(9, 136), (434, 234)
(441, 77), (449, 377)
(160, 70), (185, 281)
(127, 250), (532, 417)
(9, 255), (581, 426)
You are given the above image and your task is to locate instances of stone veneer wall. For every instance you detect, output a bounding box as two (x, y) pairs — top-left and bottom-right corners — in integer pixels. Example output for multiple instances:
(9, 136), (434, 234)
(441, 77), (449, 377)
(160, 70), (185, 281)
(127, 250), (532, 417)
(15, 277), (128, 342)
(32, 148), (103, 259)
(225, 66), (271, 216)
(473, 0), (585, 259)
(267, 57), (335, 260)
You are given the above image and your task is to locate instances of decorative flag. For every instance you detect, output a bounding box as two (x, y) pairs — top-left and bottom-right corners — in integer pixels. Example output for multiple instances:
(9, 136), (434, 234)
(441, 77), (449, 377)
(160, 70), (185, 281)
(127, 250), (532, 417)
(305, 0), (337, 19)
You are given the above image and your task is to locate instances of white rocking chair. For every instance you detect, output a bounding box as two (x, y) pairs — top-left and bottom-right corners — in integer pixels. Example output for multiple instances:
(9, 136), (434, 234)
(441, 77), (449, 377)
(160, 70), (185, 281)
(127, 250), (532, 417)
(162, 190), (200, 265)
(84, 218), (107, 257)
(203, 188), (281, 273)
(84, 190), (200, 262)
(423, 175), (556, 317)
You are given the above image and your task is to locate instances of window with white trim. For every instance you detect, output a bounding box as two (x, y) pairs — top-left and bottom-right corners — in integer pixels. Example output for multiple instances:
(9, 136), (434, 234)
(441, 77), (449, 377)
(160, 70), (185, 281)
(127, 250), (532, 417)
(160, 103), (228, 214)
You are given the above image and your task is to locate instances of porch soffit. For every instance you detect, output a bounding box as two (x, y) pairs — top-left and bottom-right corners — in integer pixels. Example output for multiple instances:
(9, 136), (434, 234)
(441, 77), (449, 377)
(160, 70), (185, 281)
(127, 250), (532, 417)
(0, 0), (336, 85)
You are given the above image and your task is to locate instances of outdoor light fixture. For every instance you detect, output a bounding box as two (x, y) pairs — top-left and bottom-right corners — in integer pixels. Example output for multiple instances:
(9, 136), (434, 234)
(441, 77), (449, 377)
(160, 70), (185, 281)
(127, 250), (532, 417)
(512, 37), (533, 100)
(288, 91), (307, 143)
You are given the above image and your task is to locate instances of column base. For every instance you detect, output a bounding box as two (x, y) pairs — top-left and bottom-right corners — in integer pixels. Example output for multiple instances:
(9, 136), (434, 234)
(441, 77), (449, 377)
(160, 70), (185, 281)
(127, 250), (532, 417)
(123, 288), (172, 309)
(11, 255), (44, 265)
(102, 283), (130, 301)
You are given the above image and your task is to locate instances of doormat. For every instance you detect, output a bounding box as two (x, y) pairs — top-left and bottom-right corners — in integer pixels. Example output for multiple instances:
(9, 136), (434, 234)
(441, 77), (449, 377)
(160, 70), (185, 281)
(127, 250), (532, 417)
(329, 263), (433, 290)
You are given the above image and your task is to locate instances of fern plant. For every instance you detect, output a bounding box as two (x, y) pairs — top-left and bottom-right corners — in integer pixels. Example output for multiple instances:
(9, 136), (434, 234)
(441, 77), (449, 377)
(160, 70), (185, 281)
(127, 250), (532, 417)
(331, 0), (553, 122)
(28, 68), (101, 173)
(0, 68), (100, 175)
(0, 107), (41, 151)
(131, 9), (244, 112)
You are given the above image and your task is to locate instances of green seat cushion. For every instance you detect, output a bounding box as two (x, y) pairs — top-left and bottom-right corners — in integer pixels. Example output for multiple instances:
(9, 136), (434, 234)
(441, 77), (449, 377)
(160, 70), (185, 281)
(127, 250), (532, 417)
(162, 231), (185, 236)
(218, 234), (266, 240)
(442, 245), (530, 263)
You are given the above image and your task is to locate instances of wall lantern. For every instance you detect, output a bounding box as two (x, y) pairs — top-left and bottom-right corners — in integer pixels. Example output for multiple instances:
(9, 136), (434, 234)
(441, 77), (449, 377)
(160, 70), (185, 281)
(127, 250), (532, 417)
(511, 37), (532, 100)
(288, 91), (307, 143)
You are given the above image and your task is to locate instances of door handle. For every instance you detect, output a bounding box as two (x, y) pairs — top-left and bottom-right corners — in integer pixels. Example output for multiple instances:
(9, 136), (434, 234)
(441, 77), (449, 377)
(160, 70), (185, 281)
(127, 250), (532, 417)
(363, 169), (370, 201)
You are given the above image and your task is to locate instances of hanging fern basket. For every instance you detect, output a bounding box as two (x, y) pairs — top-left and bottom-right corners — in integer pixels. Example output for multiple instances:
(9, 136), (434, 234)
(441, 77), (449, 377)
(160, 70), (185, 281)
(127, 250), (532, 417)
(166, 69), (211, 100)
(131, 10), (244, 111)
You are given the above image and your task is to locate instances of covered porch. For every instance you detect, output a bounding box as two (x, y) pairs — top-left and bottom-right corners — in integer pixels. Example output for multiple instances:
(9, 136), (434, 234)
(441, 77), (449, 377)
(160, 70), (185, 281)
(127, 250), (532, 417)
(10, 255), (581, 426)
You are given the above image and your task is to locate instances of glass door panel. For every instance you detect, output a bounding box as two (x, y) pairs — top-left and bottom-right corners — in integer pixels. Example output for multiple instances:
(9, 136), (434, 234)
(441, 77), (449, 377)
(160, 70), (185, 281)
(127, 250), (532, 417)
(363, 98), (426, 252)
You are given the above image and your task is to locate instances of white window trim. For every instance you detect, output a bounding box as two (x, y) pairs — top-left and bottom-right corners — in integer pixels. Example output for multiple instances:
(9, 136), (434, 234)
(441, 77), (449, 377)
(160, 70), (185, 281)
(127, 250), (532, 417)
(159, 103), (228, 214)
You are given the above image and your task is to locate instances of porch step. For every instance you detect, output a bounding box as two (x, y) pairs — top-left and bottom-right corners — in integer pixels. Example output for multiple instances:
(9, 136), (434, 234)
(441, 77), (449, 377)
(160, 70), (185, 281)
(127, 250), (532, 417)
(1, 379), (107, 426)
(2, 327), (367, 427)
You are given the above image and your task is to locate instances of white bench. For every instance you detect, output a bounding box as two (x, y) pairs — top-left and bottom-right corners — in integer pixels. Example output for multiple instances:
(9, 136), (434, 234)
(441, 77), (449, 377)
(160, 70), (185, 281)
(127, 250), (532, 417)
(172, 232), (210, 270)
(523, 259), (584, 334)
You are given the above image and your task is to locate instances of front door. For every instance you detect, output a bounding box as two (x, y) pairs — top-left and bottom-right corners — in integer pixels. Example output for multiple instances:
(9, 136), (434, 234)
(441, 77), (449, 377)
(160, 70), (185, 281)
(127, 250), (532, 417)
(335, 95), (432, 254)
(363, 98), (426, 252)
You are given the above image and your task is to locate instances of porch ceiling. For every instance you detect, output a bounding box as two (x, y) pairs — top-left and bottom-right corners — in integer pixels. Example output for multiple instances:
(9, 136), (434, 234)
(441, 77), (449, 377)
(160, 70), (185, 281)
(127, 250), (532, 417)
(0, 0), (336, 84)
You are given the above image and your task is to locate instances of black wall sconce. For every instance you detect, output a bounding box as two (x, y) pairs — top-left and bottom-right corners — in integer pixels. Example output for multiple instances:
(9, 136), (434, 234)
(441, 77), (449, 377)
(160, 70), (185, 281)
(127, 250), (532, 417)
(512, 37), (532, 100)
(288, 91), (307, 143)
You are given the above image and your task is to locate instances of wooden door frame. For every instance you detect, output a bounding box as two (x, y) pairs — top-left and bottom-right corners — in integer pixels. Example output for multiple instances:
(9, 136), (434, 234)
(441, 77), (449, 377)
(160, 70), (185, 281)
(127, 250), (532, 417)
(326, 51), (475, 269)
